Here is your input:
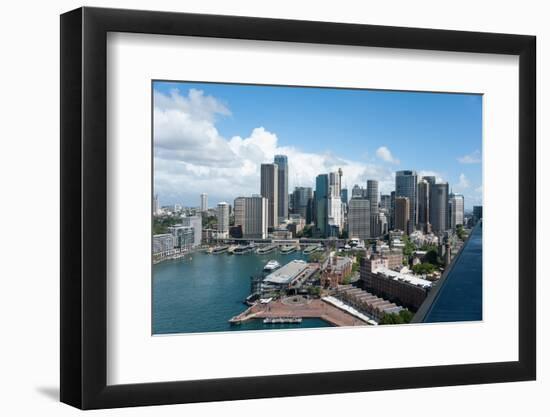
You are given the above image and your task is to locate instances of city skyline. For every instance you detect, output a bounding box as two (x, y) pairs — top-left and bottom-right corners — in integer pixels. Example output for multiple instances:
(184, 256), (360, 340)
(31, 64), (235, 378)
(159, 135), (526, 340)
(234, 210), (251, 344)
(154, 81), (482, 209)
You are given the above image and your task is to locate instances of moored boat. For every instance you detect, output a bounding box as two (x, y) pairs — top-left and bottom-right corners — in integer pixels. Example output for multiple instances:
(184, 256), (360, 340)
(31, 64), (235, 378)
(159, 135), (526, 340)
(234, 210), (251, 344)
(257, 244), (277, 254)
(263, 260), (281, 271)
(233, 244), (255, 255)
(280, 245), (297, 254)
(211, 245), (229, 254)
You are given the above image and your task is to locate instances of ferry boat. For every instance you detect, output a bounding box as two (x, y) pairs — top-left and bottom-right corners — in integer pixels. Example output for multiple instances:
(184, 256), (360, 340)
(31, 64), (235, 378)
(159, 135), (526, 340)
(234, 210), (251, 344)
(211, 245), (229, 254)
(233, 244), (255, 255)
(263, 260), (281, 271)
(303, 244), (322, 254)
(257, 244), (277, 254)
(280, 245), (297, 254)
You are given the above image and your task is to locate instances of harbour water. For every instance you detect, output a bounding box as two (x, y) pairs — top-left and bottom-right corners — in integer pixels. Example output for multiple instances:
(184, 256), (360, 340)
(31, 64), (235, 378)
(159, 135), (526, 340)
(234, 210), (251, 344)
(420, 221), (483, 323)
(153, 250), (332, 334)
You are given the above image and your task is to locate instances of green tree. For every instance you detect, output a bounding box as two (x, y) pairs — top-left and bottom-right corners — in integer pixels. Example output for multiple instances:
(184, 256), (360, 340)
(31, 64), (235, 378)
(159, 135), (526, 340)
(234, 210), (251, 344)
(302, 225), (313, 238)
(412, 262), (435, 275)
(379, 309), (413, 325)
(423, 248), (441, 266)
(153, 215), (181, 235)
(401, 235), (416, 261)
(308, 286), (322, 297)
(456, 224), (466, 240)
(308, 251), (326, 263)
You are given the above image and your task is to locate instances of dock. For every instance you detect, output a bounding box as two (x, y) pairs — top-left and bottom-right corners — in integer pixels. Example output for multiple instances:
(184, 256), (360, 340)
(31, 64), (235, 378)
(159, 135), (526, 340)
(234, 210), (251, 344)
(229, 298), (371, 327)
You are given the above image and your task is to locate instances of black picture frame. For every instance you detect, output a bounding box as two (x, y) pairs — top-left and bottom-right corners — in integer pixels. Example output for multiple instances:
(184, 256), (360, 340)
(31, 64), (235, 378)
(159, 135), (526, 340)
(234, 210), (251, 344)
(60, 6), (536, 410)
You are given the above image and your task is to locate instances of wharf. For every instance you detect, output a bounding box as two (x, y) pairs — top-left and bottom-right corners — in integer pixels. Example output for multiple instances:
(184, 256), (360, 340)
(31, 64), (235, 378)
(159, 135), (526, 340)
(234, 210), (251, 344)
(229, 298), (369, 327)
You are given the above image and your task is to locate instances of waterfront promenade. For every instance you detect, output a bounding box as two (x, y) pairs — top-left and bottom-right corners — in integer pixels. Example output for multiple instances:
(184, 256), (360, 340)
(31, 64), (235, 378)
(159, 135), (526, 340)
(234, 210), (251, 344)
(229, 298), (369, 327)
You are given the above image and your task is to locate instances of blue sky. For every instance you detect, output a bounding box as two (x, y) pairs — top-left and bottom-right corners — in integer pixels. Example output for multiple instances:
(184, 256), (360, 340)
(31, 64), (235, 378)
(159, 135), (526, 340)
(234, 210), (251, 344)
(153, 81), (482, 210)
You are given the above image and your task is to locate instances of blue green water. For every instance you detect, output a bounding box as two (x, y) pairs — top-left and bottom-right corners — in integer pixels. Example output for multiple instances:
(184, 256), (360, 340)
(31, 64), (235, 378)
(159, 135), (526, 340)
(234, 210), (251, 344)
(422, 222), (483, 322)
(153, 250), (332, 334)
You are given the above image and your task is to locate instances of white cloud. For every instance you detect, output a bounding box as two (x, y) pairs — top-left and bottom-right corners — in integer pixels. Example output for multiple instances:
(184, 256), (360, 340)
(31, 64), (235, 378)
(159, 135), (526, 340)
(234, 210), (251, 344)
(457, 150), (481, 164)
(154, 89), (396, 205)
(456, 173), (470, 189)
(375, 146), (400, 164)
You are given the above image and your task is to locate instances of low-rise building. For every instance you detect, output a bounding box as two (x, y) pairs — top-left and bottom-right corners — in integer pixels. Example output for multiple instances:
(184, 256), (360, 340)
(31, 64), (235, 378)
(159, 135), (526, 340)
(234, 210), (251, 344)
(168, 225), (195, 250)
(360, 255), (432, 310)
(334, 285), (402, 320)
(152, 233), (175, 256)
(320, 255), (353, 288)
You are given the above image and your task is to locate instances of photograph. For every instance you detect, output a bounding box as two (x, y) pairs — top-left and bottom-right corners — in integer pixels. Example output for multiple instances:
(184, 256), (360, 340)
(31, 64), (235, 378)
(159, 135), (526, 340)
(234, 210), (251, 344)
(151, 81), (483, 335)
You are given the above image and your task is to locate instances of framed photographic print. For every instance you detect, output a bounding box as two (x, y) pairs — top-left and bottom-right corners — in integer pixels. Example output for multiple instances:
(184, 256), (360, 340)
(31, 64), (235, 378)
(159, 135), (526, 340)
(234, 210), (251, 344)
(60, 6), (536, 409)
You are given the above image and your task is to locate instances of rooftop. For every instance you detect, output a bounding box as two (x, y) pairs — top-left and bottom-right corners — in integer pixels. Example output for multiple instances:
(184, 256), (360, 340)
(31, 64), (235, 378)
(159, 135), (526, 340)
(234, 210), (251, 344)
(264, 260), (309, 285)
(377, 267), (433, 289)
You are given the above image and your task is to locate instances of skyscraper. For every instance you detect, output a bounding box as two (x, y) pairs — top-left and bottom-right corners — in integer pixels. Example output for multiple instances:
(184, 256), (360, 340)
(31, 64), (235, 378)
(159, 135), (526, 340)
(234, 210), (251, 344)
(348, 198), (370, 240)
(274, 155), (288, 222)
(153, 194), (160, 215)
(352, 184), (364, 199)
(423, 176), (436, 186)
(449, 192), (464, 229)
(234, 197), (245, 229)
(260, 163), (278, 229)
(390, 191), (396, 230)
(216, 202), (229, 238)
(200, 193), (208, 212)
(380, 194), (391, 212)
(315, 174), (329, 237)
(417, 179), (431, 233)
(327, 170), (343, 232)
(473, 205), (483, 224)
(366, 179), (379, 238)
(234, 195), (268, 239)
(394, 197), (410, 233)
(328, 170), (342, 196)
(430, 183), (449, 233)
(340, 188), (348, 205)
(291, 187), (313, 222)
(395, 170), (418, 233)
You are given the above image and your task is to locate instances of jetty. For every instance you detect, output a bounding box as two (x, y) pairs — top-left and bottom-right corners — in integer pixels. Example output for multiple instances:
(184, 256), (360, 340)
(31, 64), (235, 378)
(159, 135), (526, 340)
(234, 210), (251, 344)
(229, 298), (371, 327)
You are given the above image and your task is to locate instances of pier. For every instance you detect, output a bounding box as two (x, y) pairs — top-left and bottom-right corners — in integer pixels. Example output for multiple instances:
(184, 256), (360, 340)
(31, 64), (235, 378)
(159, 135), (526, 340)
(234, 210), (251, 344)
(229, 297), (371, 327)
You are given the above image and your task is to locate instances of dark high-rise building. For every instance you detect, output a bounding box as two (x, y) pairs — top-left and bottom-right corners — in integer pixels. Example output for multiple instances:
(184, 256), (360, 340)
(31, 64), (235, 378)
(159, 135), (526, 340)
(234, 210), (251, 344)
(274, 155), (288, 223)
(390, 191), (396, 230)
(292, 186), (313, 223)
(394, 197), (410, 233)
(340, 188), (348, 204)
(260, 163), (278, 229)
(417, 179), (431, 233)
(366, 180), (379, 238)
(422, 176), (436, 186)
(315, 174), (329, 237)
(395, 170), (418, 234)
(473, 205), (483, 224)
(430, 182), (449, 233)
